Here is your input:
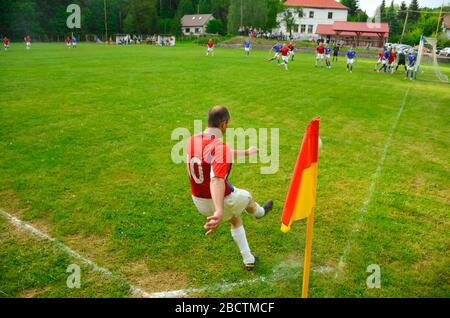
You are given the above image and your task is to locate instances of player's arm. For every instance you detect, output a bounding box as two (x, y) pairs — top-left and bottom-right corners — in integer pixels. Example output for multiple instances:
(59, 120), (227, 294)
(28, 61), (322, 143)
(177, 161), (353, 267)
(205, 177), (225, 236)
(232, 147), (258, 158)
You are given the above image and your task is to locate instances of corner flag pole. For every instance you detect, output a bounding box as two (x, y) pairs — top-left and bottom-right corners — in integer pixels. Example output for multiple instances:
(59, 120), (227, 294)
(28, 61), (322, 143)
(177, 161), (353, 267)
(301, 208), (315, 298)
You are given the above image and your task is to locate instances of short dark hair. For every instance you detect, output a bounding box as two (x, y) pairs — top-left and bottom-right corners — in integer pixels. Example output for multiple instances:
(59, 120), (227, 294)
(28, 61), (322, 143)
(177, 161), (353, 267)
(208, 106), (230, 128)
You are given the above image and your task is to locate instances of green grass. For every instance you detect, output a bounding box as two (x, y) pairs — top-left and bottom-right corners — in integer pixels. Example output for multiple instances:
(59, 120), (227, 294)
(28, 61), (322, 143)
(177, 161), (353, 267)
(0, 43), (449, 298)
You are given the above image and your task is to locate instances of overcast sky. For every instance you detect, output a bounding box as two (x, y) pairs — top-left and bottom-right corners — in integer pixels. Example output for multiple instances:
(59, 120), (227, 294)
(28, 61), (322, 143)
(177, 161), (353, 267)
(357, 0), (449, 16)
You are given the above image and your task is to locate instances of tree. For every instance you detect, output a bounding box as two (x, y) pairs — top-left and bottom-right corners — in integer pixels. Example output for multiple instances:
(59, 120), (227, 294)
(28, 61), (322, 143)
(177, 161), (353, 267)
(409, 0), (420, 23)
(282, 7), (302, 38)
(199, 0), (212, 13)
(386, 1), (400, 42)
(379, 0), (387, 22)
(397, 1), (408, 22)
(341, 0), (359, 16)
(206, 19), (225, 35)
(177, 0), (195, 16)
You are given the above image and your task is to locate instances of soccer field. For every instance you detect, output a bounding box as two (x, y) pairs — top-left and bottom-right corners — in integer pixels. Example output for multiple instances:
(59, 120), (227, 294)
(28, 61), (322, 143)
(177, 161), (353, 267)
(0, 43), (449, 298)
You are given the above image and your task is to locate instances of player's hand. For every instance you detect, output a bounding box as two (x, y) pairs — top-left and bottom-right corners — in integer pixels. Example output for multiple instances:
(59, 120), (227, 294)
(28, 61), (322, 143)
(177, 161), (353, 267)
(246, 147), (259, 156)
(204, 212), (223, 236)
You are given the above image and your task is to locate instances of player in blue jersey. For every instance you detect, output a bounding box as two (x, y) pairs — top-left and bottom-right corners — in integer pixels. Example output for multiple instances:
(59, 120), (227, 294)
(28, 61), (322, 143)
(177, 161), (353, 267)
(268, 43), (283, 64)
(72, 35), (77, 48)
(406, 50), (417, 81)
(244, 38), (251, 56)
(324, 44), (332, 69)
(346, 47), (356, 73)
(379, 47), (391, 72)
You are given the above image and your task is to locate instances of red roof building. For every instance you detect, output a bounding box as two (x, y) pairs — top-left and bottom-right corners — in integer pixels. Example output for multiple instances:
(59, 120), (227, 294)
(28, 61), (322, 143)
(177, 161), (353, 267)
(316, 22), (390, 47)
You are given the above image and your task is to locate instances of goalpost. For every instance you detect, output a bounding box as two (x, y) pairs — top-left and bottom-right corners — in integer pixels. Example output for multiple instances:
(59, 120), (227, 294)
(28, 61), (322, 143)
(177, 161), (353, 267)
(415, 35), (449, 83)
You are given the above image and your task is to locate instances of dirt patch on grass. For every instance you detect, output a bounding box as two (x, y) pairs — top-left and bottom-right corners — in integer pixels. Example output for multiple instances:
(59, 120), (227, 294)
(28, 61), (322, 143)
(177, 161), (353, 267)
(63, 232), (116, 265)
(121, 260), (190, 294)
(0, 189), (29, 216)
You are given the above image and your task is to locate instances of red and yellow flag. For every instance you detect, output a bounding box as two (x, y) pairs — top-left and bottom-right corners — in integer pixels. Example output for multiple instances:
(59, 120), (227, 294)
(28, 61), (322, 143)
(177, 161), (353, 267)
(281, 118), (320, 233)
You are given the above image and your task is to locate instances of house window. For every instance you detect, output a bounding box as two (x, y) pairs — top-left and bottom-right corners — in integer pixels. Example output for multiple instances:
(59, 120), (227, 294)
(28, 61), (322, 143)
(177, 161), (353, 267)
(328, 12), (333, 19)
(309, 11), (314, 18)
(308, 25), (313, 33)
(195, 28), (200, 33)
(293, 24), (299, 33)
(301, 25), (306, 33)
(185, 28), (190, 33)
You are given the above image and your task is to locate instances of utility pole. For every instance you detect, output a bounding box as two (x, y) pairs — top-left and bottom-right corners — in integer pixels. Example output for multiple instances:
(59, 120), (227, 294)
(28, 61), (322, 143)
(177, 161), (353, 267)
(104, 0), (108, 42)
(435, 1), (444, 36)
(400, 9), (409, 43)
(240, 0), (244, 29)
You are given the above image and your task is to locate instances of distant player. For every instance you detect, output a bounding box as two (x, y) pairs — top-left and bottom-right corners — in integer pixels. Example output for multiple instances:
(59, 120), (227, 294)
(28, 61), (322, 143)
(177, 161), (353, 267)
(315, 43), (325, 67)
(287, 42), (296, 61)
(346, 47), (356, 73)
(268, 43), (283, 64)
(396, 49), (407, 73)
(332, 43), (340, 62)
(66, 36), (72, 48)
(324, 44), (332, 69)
(3, 37), (10, 51)
(244, 38), (251, 56)
(24, 35), (31, 50)
(278, 44), (290, 70)
(206, 39), (214, 56)
(186, 106), (273, 270)
(406, 50), (417, 80)
(72, 35), (77, 48)
(388, 48), (397, 73)
(374, 48), (385, 71)
(379, 47), (391, 73)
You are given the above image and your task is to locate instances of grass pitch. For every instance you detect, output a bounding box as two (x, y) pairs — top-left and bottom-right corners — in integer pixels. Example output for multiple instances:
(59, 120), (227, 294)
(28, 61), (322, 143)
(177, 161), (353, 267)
(0, 43), (449, 298)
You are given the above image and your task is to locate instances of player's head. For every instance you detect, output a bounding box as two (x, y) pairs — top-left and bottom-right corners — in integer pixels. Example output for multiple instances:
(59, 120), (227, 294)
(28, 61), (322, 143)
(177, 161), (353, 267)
(208, 106), (231, 133)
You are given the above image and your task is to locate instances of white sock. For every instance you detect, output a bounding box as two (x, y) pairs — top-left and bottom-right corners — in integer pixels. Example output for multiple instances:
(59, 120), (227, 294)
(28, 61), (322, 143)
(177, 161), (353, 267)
(231, 226), (255, 264)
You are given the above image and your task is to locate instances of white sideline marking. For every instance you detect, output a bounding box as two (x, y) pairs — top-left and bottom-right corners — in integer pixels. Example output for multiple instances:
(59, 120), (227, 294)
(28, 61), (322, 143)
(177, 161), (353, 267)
(335, 88), (410, 279)
(1, 208), (334, 298)
(0, 209), (152, 298)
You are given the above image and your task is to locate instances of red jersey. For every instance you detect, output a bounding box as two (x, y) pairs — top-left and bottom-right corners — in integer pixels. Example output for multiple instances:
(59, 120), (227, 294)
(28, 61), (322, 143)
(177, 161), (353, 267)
(25, 36), (31, 42)
(389, 52), (396, 63)
(3, 38), (9, 45)
(187, 133), (233, 199)
(279, 47), (290, 56)
(207, 41), (214, 48)
(378, 50), (384, 58)
(317, 45), (325, 54)
(287, 44), (294, 51)
(66, 37), (72, 44)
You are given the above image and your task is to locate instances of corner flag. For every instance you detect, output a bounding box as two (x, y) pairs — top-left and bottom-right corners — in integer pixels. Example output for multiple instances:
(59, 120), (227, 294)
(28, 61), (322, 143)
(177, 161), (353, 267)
(280, 117), (320, 299)
(281, 117), (320, 233)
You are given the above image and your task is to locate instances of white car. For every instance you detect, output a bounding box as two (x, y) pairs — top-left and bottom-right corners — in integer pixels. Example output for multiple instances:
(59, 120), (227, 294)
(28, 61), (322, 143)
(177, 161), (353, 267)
(439, 48), (450, 57)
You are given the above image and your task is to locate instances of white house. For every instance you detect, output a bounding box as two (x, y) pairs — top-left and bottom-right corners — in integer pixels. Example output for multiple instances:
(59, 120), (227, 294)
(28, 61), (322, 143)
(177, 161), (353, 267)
(181, 14), (214, 36)
(273, 0), (348, 40)
(443, 14), (450, 38)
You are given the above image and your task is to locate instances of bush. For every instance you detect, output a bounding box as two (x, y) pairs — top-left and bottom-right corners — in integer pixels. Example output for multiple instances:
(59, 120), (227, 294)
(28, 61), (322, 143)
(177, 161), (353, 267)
(206, 19), (226, 36)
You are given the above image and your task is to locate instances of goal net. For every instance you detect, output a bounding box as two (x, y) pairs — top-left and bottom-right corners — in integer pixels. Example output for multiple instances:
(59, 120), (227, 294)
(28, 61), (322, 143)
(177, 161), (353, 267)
(416, 35), (449, 83)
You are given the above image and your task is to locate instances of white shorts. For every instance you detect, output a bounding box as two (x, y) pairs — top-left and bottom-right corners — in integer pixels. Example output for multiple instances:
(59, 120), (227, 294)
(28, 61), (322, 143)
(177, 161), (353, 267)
(207, 47), (213, 52)
(347, 58), (354, 64)
(192, 188), (252, 222)
(26, 42), (31, 46)
(274, 52), (279, 59)
(282, 55), (289, 63)
(407, 65), (415, 71)
(317, 54), (324, 59)
(325, 54), (331, 59)
(382, 59), (387, 65)
(245, 47), (250, 52)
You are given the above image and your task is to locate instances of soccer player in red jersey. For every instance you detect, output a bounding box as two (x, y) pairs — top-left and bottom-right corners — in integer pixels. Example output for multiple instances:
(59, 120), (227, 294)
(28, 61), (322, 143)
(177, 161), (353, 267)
(315, 43), (325, 67)
(388, 48), (397, 73)
(206, 39), (214, 56)
(66, 36), (72, 48)
(3, 37), (10, 51)
(374, 48), (385, 71)
(25, 35), (31, 50)
(186, 106), (273, 270)
(278, 44), (290, 70)
(287, 42), (296, 61)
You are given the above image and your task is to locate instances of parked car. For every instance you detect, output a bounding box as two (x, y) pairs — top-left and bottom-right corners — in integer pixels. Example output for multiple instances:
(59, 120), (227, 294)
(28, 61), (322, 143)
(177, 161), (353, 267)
(436, 47), (443, 55)
(439, 47), (450, 57)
